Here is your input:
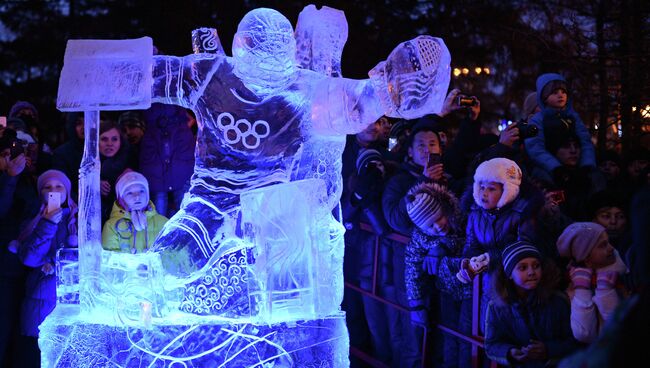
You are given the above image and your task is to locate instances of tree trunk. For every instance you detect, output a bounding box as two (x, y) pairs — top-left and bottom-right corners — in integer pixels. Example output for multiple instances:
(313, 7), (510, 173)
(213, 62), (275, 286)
(596, 0), (609, 152)
(619, 0), (633, 153)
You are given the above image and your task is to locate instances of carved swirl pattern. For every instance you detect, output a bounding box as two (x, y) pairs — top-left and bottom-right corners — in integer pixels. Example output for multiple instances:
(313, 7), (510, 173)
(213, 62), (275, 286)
(180, 250), (249, 315)
(200, 31), (218, 51)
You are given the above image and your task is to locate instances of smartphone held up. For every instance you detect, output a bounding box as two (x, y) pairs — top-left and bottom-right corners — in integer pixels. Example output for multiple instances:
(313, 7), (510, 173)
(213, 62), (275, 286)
(427, 152), (441, 167)
(47, 192), (61, 213)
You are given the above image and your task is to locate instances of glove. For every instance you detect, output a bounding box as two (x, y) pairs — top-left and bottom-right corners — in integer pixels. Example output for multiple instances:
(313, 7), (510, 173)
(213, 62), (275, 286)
(596, 270), (618, 290)
(569, 267), (593, 289)
(456, 258), (483, 284)
(469, 252), (490, 272)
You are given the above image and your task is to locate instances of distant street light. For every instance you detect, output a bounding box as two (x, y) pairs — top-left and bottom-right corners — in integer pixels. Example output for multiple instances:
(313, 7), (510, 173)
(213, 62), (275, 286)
(452, 66), (492, 78)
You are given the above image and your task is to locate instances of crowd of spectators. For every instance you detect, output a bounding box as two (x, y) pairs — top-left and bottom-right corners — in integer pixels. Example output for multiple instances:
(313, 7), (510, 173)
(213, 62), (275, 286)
(0, 101), (196, 367)
(0, 71), (648, 368)
(340, 76), (649, 368)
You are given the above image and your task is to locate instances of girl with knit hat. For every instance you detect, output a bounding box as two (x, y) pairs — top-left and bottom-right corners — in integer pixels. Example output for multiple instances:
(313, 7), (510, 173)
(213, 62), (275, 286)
(10, 169), (77, 360)
(556, 222), (629, 344)
(102, 171), (168, 254)
(485, 241), (578, 367)
(405, 182), (472, 368)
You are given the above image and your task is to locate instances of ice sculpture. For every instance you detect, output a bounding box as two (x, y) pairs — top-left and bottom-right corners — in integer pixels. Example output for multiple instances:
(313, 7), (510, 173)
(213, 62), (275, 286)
(40, 5), (451, 367)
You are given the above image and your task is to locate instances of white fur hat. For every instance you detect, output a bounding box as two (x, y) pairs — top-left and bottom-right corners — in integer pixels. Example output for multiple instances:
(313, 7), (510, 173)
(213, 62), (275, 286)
(473, 158), (522, 209)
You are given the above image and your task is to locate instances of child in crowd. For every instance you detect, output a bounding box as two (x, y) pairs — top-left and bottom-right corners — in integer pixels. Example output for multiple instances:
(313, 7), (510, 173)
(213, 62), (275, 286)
(461, 158), (540, 274)
(524, 73), (596, 184)
(485, 241), (578, 367)
(556, 222), (629, 344)
(12, 170), (77, 364)
(459, 157), (542, 331)
(405, 182), (471, 368)
(102, 171), (168, 254)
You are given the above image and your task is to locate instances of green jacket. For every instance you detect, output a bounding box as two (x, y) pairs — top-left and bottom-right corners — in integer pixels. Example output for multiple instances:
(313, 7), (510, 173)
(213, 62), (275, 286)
(101, 201), (168, 253)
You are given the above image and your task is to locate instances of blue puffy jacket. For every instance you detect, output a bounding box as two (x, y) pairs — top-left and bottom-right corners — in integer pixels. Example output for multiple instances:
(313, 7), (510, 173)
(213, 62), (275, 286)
(524, 73), (596, 173)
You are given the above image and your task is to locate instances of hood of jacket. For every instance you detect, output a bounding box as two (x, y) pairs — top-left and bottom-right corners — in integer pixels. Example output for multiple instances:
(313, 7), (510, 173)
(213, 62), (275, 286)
(536, 73), (574, 111)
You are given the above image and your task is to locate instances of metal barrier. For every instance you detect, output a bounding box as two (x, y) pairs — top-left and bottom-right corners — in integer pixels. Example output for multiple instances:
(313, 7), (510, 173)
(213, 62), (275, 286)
(345, 222), (498, 368)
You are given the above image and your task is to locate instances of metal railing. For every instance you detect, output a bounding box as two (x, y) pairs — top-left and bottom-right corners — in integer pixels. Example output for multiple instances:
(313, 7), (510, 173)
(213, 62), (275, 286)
(345, 222), (498, 368)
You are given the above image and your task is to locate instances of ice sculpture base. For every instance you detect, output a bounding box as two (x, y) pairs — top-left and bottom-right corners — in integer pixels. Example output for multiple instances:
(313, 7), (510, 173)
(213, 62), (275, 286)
(39, 304), (349, 367)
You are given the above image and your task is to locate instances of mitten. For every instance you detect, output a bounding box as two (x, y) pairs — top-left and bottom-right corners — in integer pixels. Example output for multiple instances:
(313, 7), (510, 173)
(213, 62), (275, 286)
(456, 258), (479, 284)
(596, 270), (618, 290)
(469, 252), (490, 273)
(569, 267), (593, 289)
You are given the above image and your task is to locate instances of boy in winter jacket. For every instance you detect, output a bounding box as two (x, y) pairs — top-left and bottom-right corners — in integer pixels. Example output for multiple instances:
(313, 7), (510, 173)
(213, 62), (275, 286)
(556, 222), (629, 344)
(524, 73), (597, 186)
(102, 171), (168, 254)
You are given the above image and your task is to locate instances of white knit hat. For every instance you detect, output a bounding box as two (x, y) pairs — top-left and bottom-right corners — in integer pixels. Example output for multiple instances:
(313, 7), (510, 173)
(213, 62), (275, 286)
(473, 158), (522, 209)
(115, 171), (149, 202)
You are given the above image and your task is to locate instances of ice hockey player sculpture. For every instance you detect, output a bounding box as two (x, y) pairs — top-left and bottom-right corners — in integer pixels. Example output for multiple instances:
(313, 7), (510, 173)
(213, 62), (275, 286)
(39, 6), (450, 367)
(151, 6), (450, 320)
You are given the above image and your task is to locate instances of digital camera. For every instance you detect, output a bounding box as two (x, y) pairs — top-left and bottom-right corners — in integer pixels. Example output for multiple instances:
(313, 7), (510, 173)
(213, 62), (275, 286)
(456, 95), (478, 107)
(517, 121), (538, 139)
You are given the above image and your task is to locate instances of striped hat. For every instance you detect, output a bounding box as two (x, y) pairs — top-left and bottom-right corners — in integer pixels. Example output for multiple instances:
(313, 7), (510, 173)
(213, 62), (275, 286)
(406, 182), (455, 230)
(356, 148), (383, 175)
(502, 240), (542, 276)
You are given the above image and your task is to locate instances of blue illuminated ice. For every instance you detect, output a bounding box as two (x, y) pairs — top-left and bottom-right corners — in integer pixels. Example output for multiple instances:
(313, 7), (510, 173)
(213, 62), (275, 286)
(40, 5), (451, 367)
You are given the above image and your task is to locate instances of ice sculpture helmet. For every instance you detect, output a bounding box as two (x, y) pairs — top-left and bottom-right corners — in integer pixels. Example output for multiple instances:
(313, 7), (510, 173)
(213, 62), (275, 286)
(232, 8), (297, 95)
